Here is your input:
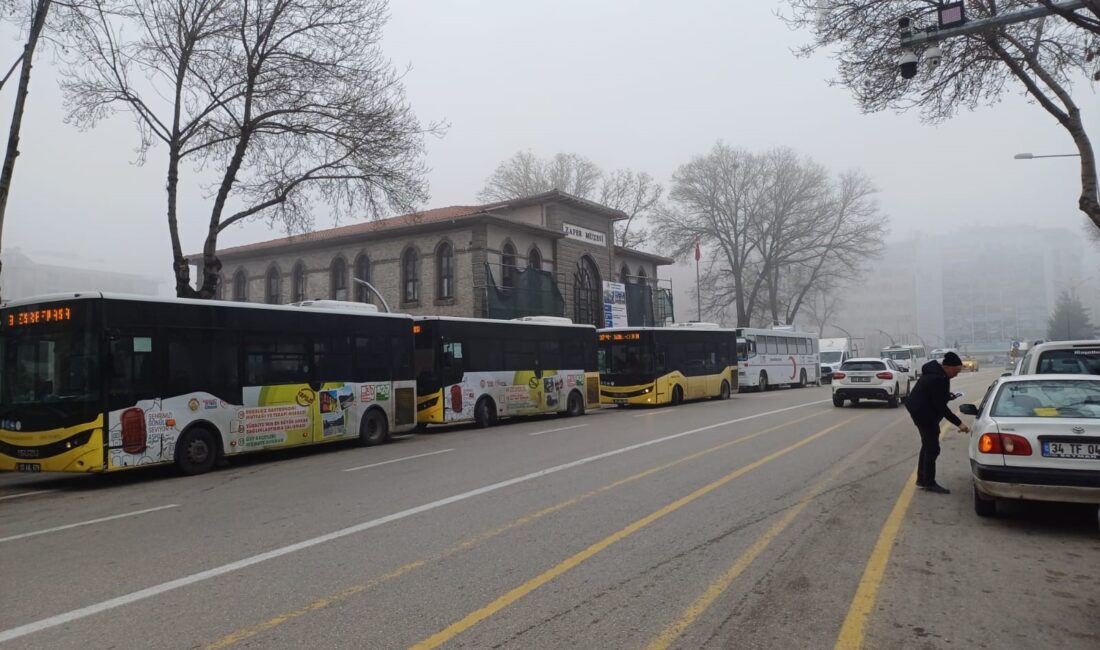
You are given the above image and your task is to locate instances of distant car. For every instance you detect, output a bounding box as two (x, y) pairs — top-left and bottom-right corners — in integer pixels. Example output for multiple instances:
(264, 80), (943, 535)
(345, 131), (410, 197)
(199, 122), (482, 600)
(961, 374), (1100, 516)
(963, 357), (980, 372)
(831, 358), (911, 408)
(1014, 340), (1100, 376)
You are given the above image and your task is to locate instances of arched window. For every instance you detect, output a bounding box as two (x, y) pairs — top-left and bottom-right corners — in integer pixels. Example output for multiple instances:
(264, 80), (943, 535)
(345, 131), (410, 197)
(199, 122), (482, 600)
(573, 255), (602, 327)
(402, 248), (420, 303)
(264, 265), (281, 304)
(502, 241), (517, 289)
(292, 262), (306, 302)
(354, 254), (371, 303)
(637, 267), (648, 285)
(215, 274), (225, 300)
(620, 264), (631, 284)
(436, 242), (454, 300)
(528, 247), (542, 271)
(232, 269), (248, 302)
(330, 257), (347, 300)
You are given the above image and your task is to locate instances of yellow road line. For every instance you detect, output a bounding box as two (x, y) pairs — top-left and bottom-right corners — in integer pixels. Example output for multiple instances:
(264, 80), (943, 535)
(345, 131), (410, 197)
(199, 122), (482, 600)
(206, 409), (829, 649)
(833, 422), (951, 650)
(646, 415), (909, 650)
(409, 414), (862, 650)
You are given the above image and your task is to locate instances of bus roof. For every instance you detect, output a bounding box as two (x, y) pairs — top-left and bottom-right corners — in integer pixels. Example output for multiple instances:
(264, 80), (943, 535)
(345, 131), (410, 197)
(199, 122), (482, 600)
(737, 327), (817, 337)
(0, 291), (416, 321)
(599, 325), (737, 333)
(415, 315), (596, 330)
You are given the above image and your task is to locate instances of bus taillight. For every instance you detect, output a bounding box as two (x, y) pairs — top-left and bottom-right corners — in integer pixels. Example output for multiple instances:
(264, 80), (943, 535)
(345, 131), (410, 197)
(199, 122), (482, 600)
(120, 408), (147, 454)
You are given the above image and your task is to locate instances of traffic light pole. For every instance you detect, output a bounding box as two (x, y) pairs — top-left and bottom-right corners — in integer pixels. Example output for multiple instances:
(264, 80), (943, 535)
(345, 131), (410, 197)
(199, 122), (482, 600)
(900, 0), (1089, 48)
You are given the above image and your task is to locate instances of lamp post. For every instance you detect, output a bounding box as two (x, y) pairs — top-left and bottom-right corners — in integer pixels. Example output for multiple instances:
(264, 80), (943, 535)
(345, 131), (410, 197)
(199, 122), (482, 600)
(1014, 152), (1081, 160)
(876, 329), (896, 345)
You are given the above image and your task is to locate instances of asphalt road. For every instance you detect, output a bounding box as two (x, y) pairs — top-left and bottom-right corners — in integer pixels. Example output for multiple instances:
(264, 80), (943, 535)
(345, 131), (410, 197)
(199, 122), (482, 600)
(1, 371), (1097, 649)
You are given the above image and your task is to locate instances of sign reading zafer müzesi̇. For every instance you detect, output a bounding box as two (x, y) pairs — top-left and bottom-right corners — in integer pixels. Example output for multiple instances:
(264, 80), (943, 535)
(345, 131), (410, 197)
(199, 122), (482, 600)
(562, 222), (607, 246)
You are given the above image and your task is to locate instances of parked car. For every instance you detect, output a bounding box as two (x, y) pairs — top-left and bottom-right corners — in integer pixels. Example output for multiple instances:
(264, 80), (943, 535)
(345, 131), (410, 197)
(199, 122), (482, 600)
(960, 374), (1100, 516)
(1014, 340), (1100, 376)
(831, 358), (911, 408)
(963, 356), (980, 372)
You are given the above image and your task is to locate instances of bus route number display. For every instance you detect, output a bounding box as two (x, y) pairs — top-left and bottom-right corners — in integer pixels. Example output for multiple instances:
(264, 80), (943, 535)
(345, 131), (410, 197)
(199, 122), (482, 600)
(6, 306), (73, 328)
(599, 332), (641, 342)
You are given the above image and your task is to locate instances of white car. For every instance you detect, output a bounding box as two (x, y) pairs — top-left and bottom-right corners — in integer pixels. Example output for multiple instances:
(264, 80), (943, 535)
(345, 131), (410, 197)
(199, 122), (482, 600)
(961, 374), (1100, 517)
(831, 358), (912, 408)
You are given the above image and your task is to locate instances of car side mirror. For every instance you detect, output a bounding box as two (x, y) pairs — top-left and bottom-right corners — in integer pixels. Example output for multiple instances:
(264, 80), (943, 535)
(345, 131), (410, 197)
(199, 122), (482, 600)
(959, 403), (979, 416)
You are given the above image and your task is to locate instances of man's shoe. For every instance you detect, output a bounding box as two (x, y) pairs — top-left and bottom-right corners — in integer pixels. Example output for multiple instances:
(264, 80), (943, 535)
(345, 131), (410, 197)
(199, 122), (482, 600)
(922, 483), (950, 494)
(915, 480), (927, 487)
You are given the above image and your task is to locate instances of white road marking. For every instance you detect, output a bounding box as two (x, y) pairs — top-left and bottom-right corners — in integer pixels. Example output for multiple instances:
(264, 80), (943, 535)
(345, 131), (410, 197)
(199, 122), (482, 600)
(0, 490), (57, 502)
(0, 505), (180, 544)
(0, 397), (829, 644)
(343, 449), (455, 472)
(633, 408), (675, 417)
(528, 424), (588, 436)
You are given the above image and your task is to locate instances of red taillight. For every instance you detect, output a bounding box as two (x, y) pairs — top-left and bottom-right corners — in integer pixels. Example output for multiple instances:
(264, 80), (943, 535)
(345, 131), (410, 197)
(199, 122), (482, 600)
(832, 372), (846, 380)
(876, 372), (893, 380)
(120, 407), (147, 454)
(978, 432), (1032, 456)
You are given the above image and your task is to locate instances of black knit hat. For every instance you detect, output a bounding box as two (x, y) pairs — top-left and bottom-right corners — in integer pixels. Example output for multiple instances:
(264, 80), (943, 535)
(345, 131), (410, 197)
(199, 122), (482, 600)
(942, 351), (963, 367)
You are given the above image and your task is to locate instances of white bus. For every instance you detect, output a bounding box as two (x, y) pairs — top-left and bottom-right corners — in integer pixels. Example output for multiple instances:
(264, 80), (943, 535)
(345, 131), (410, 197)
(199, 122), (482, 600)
(880, 344), (929, 378)
(736, 328), (819, 391)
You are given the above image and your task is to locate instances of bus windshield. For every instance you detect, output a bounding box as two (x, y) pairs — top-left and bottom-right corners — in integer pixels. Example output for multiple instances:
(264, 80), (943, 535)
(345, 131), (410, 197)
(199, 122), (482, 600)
(881, 349), (911, 361)
(820, 351), (843, 364)
(1, 303), (101, 429)
(598, 336), (653, 376)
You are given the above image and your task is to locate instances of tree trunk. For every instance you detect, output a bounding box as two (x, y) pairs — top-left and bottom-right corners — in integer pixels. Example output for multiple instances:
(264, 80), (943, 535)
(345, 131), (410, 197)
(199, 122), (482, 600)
(0, 0), (51, 301)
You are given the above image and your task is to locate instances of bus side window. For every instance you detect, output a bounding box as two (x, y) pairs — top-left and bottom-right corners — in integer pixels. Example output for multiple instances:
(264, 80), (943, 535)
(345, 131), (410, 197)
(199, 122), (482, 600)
(107, 332), (157, 410)
(538, 340), (562, 370)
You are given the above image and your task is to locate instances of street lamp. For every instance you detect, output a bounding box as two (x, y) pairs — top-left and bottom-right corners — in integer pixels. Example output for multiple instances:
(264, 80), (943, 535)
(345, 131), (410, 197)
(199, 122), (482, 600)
(1014, 152), (1081, 159)
(876, 329), (897, 345)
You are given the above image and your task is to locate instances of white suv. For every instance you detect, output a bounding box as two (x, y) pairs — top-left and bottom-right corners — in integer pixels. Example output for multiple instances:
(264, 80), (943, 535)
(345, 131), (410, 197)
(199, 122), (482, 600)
(831, 358), (912, 408)
(1015, 340), (1100, 376)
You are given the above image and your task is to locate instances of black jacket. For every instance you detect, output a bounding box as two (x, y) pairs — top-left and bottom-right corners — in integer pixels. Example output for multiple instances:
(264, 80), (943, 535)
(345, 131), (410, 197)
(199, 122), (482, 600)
(905, 360), (962, 427)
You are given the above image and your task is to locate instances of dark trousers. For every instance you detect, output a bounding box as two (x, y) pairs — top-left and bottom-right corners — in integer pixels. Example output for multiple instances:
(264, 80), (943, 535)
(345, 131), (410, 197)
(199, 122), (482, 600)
(915, 421), (941, 486)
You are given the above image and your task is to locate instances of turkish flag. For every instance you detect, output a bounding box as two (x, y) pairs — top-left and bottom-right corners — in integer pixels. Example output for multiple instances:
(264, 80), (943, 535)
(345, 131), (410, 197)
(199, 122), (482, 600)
(694, 241), (701, 261)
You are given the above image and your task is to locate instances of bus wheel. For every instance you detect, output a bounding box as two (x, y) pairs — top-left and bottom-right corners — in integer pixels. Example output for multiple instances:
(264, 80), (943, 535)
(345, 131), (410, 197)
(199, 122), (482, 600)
(175, 427), (219, 475)
(671, 385), (684, 406)
(718, 380), (731, 400)
(566, 390), (585, 417)
(359, 409), (389, 446)
(474, 397), (497, 428)
(797, 370), (807, 388)
(758, 372), (769, 392)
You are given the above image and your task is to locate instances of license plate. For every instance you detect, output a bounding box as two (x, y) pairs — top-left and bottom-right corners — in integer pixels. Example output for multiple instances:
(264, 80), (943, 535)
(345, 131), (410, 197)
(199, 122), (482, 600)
(16, 463), (41, 473)
(614, 399), (628, 404)
(1042, 441), (1100, 460)
(851, 377), (870, 383)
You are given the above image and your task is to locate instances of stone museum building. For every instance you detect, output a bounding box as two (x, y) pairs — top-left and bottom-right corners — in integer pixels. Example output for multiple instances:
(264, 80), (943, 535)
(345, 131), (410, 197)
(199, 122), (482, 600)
(199, 190), (675, 327)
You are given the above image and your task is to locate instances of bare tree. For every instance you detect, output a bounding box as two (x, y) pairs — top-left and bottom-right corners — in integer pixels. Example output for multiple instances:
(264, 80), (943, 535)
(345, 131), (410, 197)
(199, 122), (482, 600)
(654, 143), (887, 327)
(63, 0), (438, 298)
(478, 150), (662, 248)
(478, 151), (602, 202)
(0, 0), (55, 299)
(802, 283), (843, 335)
(599, 169), (662, 248)
(783, 1), (1099, 230)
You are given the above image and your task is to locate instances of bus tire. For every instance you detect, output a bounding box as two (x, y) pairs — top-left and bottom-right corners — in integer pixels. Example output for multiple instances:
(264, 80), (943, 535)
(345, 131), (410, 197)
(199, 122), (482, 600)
(718, 380), (731, 400)
(671, 385), (684, 406)
(797, 370), (807, 388)
(566, 390), (585, 417)
(758, 372), (769, 392)
(474, 397), (497, 429)
(174, 426), (220, 476)
(359, 408), (389, 446)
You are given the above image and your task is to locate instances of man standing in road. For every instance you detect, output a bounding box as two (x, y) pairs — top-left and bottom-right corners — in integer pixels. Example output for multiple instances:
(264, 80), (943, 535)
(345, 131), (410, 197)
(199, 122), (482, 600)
(906, 351), (970, 493)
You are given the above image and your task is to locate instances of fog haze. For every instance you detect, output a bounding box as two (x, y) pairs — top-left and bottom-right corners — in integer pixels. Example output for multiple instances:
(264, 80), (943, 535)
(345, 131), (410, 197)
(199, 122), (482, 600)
(1, 0), (1092, 294)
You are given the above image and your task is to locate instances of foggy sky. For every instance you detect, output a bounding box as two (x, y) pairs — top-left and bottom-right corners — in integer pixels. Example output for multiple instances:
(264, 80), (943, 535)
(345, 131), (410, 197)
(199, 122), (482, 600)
(0, 0), (1093, 295)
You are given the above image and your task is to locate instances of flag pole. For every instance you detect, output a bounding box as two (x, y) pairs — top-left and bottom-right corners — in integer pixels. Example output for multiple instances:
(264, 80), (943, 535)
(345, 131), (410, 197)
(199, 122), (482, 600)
(694, 240), (701, 322)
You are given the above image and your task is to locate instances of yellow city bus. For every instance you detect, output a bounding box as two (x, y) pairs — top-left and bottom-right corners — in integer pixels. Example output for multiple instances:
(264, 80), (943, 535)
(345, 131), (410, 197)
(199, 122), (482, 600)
(414, 316), (599, 428)
(0, 293), (417, 475)
(598, 324), (737, 406)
